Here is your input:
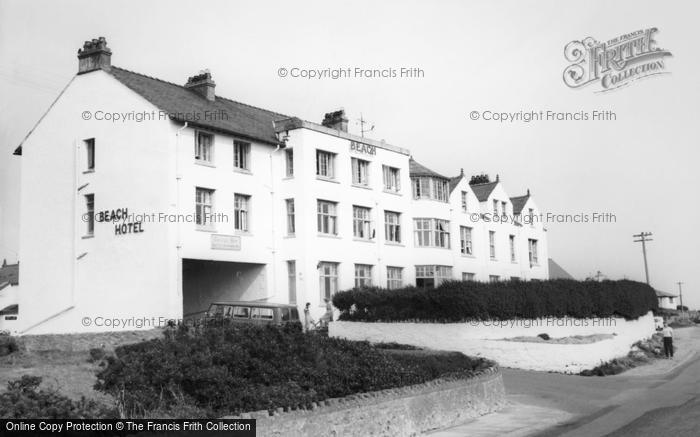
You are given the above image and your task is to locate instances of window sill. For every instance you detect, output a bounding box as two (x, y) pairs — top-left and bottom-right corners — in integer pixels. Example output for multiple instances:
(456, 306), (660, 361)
(233, 168), (252, 175)
(282, 176), (294, 181)
(234, 231), (252, 236)
(196, 226), (218, 233)
(316, 176), (340, 184)
(383, 189), (402, 196)
(490, 258), (498, 262)
(317, 233), (341, 239)
(82, 169), (95, 175)
(413, 197), (449, 203)
(81, 234), (94, 239)
(194, 160), (216, 168)
(416, 246), (451, 250)
(461, 253), (475, 258)
(353, 238), (375, 243)
(385, 241), (404, 247)
(352, 183), (372, 190)
(284, 234), (296, 238)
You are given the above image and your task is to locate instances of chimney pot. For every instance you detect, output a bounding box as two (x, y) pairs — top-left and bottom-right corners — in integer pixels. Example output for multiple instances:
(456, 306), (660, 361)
(321, 109), (348, 132)
(185, 71), (216, 101)
(77, 36), (111, 74)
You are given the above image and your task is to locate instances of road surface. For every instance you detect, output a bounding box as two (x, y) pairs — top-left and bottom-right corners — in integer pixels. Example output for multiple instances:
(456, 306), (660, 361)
(429, 326), (700, 437)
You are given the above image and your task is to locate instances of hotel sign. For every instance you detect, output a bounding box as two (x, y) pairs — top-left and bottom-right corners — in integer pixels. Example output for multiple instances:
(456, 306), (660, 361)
(211, 234), (241, 250)
(350, 141), (376, 156)
(95, 207), (144, 235)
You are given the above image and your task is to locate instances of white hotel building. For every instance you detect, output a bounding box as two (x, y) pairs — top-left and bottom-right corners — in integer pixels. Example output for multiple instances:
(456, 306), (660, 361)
(10, 38), (547, 334)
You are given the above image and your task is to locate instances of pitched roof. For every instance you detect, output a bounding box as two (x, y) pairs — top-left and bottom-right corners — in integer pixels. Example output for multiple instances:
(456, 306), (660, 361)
(510, 194), (530, 214)
(108, 67), (288, 145)
(548, 258), (574, 280)
(409, 159), (447, 179)
(449, 176), (463, 193)
(469, 181), (498, 202)
(0, 263), (18, 286)
(655, 289), (678, 298)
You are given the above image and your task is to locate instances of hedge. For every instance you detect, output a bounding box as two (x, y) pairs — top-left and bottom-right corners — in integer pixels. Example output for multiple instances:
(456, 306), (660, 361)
(95, 322), (491, 417)
(332, 279), (658, 322)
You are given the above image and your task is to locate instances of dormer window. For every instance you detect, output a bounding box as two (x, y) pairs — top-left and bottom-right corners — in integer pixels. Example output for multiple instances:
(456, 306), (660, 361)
(411, 177), (449, 202)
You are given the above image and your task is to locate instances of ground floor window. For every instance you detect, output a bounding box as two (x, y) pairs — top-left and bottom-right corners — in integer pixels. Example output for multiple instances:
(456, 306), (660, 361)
(415, 265), (452, 288)
(287, 260), (296, 304)
(387, 266), (403, 289)
(528, 239), (539, 266)
(354, 264), (373, 288)
(489, 275), (500, 282)
(319, 262), (339, 300)
(462, 272), (475, 281)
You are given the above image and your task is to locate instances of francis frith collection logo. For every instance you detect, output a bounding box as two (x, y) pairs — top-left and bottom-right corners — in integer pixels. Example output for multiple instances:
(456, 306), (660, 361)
(563, 27), (672, 92)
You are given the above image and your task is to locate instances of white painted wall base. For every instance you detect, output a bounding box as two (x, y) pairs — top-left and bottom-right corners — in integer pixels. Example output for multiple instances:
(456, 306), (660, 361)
(329, 312), (656, 373)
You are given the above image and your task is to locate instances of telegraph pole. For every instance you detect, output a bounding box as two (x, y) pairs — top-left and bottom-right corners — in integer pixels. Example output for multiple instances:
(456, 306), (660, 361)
(632, 232), (653, 284)
(677, 281), (685, 317)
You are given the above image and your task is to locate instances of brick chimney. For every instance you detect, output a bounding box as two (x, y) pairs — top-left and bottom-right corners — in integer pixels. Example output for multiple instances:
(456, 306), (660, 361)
(77, 37), (112, 74)
(321, 110), (348, 132)
(185, 71), (216, 101)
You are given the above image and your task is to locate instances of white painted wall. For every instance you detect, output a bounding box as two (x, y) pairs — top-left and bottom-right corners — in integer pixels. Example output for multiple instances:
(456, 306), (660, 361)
(17, 70), (178, 334)
(330, 312), (656, 373)
(15, 68), (551, 333)
(658, 296), (677, 310)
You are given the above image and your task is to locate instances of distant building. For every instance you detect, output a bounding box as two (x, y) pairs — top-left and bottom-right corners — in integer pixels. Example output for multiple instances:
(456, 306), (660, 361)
(12, 37), (548, 334)
(0, 259), (19, 332)
(656, 290), (678, 310)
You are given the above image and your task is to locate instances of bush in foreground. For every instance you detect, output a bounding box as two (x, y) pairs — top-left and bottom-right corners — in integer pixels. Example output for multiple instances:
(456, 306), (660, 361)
(333, 279), (658, 323)
(0, 334), (19, 357)
(95, 322), (490, 417)
(0, 375), (116, 419)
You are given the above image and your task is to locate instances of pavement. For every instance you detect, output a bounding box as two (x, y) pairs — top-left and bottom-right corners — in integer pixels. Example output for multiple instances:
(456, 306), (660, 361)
(427, 327), (700, 437)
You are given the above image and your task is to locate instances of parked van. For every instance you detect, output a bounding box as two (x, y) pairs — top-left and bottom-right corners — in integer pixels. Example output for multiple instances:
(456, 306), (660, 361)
(206, 301), (300, 326)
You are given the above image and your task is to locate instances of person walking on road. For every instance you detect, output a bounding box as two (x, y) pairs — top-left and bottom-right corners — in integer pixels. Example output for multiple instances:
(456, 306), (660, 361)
(662, 322), (674, 359)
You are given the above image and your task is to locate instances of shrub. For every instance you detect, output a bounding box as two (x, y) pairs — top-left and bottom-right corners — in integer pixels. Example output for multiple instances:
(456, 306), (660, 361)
(580, 334), (665, 376)
(0, 334), (19, 357)
(95, 322), (490, 417)
(333, 279), (658, 323)
(0, 375), (116, 419)
(87, 347), (106, 363)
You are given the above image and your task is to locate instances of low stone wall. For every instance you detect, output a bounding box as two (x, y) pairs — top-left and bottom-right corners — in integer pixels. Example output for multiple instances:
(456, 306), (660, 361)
(225, 367), (505, 437)
(330, 312), (656, 373)
(18, 329), (163, 353)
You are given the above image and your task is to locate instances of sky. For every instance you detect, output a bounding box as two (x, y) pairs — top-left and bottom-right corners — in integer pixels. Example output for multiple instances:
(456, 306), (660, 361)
(1, 0), (698, 306)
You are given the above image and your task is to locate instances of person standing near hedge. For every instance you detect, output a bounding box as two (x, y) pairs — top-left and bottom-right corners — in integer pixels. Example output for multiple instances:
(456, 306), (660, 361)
(662, 322), (674, 359)
(303, 302), (315, 332)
